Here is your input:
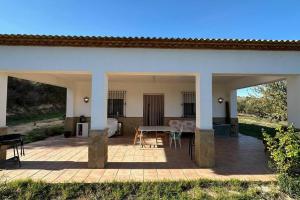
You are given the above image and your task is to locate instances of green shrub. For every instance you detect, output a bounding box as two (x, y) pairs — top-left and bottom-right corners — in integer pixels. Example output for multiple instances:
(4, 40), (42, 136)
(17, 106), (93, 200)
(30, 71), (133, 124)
(278, 174), (300, 199)
(263, 125), (300, 199)
(23, 125), (64, 144)
(263, 125), (300, 176)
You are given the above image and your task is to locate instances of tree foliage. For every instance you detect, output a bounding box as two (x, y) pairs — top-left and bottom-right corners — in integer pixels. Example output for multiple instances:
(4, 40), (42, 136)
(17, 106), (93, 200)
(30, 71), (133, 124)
(238, 80), (287, 121)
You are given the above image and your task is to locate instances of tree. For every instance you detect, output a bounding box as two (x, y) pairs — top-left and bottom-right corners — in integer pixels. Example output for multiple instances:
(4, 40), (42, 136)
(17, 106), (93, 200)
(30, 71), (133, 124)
(237, 80), (287, 121)
(253, 80), (287, 121)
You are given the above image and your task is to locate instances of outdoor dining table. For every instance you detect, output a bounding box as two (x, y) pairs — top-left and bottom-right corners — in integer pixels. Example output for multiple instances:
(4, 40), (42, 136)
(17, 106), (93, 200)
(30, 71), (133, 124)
(138, 126), (177, 147)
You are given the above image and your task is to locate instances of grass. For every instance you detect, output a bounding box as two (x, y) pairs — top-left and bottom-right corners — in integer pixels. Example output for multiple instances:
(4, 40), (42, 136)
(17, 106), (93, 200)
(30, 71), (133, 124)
(7, 112), (64, 126)
(238, 114), (287, 140)
(21, 125), (64, 144)
(0, 179), (284, 200)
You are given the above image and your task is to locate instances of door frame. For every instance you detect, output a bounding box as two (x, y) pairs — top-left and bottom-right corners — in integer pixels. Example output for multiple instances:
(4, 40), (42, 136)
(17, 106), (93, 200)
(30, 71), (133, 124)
(143, 93), (165, 126)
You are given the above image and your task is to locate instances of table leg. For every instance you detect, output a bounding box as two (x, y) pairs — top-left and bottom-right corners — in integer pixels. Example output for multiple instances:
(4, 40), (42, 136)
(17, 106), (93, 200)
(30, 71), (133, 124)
(140, 131), (143, 148)
(156, 131), (158, 147)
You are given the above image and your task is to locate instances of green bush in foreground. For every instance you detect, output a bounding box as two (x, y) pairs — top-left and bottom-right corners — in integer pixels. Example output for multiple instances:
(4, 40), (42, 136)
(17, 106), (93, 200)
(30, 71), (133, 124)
(263, 125), (300, 175)
(263, 125), (300, 199)
(0, 179), (281, 200)
(278, 174), (300, 199)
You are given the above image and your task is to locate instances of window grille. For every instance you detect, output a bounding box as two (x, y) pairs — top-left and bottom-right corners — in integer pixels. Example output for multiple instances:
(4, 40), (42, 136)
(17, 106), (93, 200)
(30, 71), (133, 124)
(182, 91), (196, 118)
(107, 91), (126, 117)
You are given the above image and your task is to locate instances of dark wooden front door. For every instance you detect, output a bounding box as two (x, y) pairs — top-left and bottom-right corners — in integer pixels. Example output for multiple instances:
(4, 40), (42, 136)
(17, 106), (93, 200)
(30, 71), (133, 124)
(143, 94), (164, 126)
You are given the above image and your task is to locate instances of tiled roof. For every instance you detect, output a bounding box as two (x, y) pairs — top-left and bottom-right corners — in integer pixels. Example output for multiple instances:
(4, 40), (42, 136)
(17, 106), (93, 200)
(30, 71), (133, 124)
(0, 34), (300, 51)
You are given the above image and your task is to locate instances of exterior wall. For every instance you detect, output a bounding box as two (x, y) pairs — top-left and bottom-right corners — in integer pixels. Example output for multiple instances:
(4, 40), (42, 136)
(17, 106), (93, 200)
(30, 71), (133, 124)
(66, 79), (234, 135)
(74, 81), (91, 117)
(1, 46), (300, 75)
(1, 45), (299, 132)
(109, 81), (195, 117)
(109, 81), (231, 118)
(212, 84), (230, 118)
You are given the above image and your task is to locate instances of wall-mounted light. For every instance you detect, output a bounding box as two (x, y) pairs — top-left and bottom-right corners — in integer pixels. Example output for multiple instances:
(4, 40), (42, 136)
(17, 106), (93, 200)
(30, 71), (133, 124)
(83, 97), (89, 103)
(218, 97), (224, 104)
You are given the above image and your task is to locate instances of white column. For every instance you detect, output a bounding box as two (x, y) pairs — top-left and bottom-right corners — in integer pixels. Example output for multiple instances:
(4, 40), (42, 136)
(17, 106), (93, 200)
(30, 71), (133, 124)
(287, 76), (300, 128)
(196, 72), (213, 129)
(66, 88), (74, 118)
(90, 71), (108, 130)
(230, 90), (237, 118)
(0, 74), (8, 127)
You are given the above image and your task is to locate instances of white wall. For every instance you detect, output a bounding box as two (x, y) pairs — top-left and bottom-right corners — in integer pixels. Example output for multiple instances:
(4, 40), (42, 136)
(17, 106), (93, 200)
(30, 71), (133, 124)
(109, 81), (195, 117)
(74, 81), (92, 117)
(1, 46), (300, 75)
(212, 84), (230, 118)
(1, 45), (300, 128)
(70, 79), (231, 119)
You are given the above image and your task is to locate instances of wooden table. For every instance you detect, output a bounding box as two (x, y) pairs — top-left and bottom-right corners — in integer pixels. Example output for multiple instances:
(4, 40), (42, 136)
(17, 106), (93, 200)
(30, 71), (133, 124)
(138, 126), (177, 147)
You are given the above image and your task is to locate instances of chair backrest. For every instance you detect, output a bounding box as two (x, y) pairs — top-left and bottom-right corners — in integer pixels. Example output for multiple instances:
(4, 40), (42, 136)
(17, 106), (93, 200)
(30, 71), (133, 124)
(169, 120), (181, 131)
(169, 120), (195, 132)
(179, 125), (184, 133)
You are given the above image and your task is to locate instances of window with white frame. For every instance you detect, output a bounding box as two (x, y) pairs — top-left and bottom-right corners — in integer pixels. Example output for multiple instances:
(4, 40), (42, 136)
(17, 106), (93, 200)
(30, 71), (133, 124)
(182, 91), (196, 118)
(107, 91), (126, 117)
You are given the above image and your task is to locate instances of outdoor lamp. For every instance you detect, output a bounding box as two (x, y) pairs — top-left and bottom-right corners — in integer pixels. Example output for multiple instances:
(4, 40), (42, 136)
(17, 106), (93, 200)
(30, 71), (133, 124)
(218, 97), (224, 104)
(83, 96), (89, 103)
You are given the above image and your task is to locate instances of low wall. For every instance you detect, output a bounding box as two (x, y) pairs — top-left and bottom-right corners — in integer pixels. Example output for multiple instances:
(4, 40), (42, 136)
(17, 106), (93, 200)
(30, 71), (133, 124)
(64, 116), (239, 137)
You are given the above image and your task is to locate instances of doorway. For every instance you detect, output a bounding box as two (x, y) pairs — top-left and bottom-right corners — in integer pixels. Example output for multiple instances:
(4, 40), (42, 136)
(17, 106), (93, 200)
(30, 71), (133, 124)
(143, 94), (164, 126)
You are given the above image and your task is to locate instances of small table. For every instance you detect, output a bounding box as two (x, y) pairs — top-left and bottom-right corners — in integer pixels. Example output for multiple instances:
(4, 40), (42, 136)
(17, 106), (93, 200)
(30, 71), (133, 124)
(138, 126), (177, 147)
(0, 134), (25, 167)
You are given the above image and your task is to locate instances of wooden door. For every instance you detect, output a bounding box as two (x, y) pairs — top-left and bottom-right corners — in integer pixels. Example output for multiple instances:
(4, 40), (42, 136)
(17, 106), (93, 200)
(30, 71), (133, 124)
(143, 94), (164, 126)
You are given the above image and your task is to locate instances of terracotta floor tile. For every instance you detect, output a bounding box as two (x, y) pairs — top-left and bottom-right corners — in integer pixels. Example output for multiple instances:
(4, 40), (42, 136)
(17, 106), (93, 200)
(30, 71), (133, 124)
(2, 134), (275, 183)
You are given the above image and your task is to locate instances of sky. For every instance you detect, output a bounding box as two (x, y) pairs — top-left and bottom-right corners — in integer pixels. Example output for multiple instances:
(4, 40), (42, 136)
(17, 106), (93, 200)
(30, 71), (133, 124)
(1, 0), (299, 96)
(238, 88), (254, 97)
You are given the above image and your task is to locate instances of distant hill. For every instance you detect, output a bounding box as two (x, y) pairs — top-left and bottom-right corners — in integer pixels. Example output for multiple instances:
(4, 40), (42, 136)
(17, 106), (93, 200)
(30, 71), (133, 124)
(7, 77), (66, 117)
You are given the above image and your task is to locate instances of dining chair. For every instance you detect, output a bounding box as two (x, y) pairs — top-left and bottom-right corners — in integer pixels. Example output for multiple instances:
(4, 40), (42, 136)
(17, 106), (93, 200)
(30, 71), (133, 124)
(133, 128), (146, 146)
(169, 126), (183, 149)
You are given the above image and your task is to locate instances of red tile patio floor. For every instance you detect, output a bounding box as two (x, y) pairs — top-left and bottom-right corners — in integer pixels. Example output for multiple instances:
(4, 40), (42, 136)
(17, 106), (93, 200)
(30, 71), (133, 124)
(0, 134), (275, 183)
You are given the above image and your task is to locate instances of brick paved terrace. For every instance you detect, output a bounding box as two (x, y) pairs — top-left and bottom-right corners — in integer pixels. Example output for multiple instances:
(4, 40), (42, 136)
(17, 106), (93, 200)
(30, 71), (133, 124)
(0, 134), (275, 183)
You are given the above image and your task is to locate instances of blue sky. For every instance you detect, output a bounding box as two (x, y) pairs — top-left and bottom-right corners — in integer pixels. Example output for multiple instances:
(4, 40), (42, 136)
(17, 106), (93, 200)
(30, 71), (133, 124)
(1, 0), (300, 40)
(1, 1), (299, 96)
(238, 88), (254, 97)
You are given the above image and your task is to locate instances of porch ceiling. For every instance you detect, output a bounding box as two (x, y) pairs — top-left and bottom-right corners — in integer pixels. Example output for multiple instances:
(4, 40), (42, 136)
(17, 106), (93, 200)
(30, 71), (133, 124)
(8, 72), (91, 88)
(213, 74), (285, 89)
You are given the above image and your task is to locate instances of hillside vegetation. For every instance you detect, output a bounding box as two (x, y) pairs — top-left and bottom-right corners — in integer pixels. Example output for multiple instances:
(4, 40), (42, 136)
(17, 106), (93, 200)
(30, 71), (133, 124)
(7, 77), (66, 124)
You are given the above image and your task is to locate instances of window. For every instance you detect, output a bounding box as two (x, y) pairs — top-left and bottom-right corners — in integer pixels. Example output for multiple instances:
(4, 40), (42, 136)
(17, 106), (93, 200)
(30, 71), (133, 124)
(107, 91), (126, 117)
(182, 92), (195, 118)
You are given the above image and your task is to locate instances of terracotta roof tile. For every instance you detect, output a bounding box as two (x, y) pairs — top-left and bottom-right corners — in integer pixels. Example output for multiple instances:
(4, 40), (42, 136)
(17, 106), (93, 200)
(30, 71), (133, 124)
(0, 34), (300, 51)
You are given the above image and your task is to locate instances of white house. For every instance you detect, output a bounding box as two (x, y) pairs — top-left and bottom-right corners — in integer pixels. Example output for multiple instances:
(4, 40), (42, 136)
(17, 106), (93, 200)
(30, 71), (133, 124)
(0, 34), (300, 168)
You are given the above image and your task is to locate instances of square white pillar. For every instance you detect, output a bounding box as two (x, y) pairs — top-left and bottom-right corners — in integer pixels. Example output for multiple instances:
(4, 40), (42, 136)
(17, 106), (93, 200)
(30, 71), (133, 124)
(287, 76), (300, 128)
(195, 72), (213, 129)
(90, 72), (108, 130)
(66, 88), (74, 118)
(88, 71), (108, 168)
(0, 74), (8, 128)
(0, 74), (8, 159)
(230, 90), (238, 118)
(195, 72), (214, 167)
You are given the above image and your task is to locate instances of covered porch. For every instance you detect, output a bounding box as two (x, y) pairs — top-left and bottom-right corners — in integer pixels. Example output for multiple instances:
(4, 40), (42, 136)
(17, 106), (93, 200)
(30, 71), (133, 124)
(0, 71), (299, 181)
(0, 133), (274, 182)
